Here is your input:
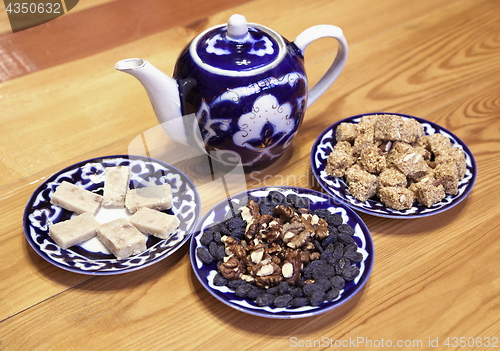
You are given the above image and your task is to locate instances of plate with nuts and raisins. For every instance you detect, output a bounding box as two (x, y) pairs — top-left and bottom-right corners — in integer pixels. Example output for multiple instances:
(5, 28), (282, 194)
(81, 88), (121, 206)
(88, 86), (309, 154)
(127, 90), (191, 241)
(311, 112), (477, 219)
(190, 186), (374, 319)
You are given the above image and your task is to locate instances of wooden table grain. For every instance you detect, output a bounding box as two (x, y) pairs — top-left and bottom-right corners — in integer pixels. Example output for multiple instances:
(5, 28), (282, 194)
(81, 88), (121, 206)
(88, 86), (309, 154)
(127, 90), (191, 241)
(1, 0), (499, 349)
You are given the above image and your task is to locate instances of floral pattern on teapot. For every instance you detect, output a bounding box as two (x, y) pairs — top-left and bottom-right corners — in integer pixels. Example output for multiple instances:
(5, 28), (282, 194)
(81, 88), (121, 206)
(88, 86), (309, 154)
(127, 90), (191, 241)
(193, 71), (307, 167)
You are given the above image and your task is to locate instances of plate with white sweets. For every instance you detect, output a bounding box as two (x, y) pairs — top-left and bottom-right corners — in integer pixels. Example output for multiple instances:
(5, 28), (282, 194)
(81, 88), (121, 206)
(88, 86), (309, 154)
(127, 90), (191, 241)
(23, 155), (201, 275)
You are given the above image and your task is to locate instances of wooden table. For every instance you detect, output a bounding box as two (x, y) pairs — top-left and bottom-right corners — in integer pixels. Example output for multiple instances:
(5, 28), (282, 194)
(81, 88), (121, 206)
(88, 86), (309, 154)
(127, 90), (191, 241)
(1, 0), (499, 349)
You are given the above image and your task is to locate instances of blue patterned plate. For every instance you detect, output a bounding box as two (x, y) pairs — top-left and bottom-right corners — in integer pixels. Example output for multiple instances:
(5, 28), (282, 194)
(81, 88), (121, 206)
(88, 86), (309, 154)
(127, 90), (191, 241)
(311, 113), (477, 218)
(23, 155), (201, 275)
(190, 186), (374, 319)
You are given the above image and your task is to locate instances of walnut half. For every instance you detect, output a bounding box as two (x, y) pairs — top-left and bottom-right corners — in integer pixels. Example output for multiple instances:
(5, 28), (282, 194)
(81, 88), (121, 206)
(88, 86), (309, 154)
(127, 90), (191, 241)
(283, 250), (302, 285)
(219, 256), (245, 280)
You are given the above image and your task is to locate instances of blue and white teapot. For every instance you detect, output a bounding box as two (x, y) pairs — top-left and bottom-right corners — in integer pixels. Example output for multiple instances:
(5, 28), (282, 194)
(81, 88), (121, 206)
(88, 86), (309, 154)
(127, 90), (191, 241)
(116, 14), (347, 169)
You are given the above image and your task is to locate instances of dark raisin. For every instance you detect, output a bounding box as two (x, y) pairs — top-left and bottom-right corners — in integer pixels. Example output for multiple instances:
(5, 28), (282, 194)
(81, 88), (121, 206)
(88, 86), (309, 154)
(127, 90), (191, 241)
(330, 275), (345, 290)
(322, 232), (337, 249)
(335, 257), (350, 276)
(314, 240), (324, 253)
(247, 286), (265, 300)
(342, 264), (360, 281)
(303, 260), (325, 279)
(217, 223), (231, 236)
(211, 222), (230, 236)
(230, 227), (246, 240)
(312, 263), (335, 281)
(320, 251), (333, 262)
(212, 231), (222, 244)
(290, 287), (304, 298)
(326, 287), (340, 301)
(256, 293), (275, 307)
(268, 191), (286, 204)
(208, 241), (219, 258)
(259, 204), (274, 216)
(294, 197), (310, 210)
(343, 250), (363, 263)
(324, 243), (335, 254)
(325, 255), (337, 267)
(337, 233), (355, 245)
(313, 208), (331, 218)
(196, 247), (214, 264)
(200, 231), (214, 246)
(328, 225), (339, 235)
(290, 297), (309, 308)
(215, 244), (226, 261)
(303, 283), (323, 298)
(278, 281), (290, 295)
(343, 243), (358, 254)
(266, 286), (279, 295)
(315, 278), (332, 292)
(338, 223), (355, 236)
(227, 279), (247, 289)
(309, 291), (326, 306)
(332, 242), (345, 262)
(235, 284), (253, 298)
(274, 294), (293, 308)
(326, 213), (343, 227)
(213, 272), (229, 286)
(226, 217), (246, 230)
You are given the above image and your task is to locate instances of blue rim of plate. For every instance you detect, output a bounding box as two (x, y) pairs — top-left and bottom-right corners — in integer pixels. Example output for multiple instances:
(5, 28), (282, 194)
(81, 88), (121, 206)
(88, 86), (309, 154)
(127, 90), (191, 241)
(190, 186), (374, 319)
(23, 155), (201, 275)
(311, 112), (477, 219)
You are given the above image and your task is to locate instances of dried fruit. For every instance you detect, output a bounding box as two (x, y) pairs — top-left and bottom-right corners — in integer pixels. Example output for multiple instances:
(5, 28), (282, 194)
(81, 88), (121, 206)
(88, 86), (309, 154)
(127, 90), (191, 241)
(256, 293), (275, 307)
(326, 287), (340, 301)
(330, 275), (346, 290)
(213, 272), (229, 286)
(196, 247), (214, 264)
(197, 192), (363, 309)
(342, 264), (360, 281)
(290, 297), (309, 308)
(309, 291), (327, 306)
(235, 284), (253, 298)
(200, 230), (214, 246)
(274, 294), (293, 307)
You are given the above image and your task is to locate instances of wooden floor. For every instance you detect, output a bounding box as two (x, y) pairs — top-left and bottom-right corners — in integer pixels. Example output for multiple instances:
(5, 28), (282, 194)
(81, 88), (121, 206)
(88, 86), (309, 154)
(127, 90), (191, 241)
(1, 0), (500, 349)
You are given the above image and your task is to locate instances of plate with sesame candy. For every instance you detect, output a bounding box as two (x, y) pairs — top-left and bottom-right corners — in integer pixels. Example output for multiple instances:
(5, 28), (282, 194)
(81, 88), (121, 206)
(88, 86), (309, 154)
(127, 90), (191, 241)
(311, 112), (477, 218)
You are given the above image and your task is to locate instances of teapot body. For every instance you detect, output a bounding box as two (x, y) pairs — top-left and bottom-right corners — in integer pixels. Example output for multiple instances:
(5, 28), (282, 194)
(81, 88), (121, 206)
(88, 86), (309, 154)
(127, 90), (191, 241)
(173, 37), (308, 169)
(116, 15), (348, 170)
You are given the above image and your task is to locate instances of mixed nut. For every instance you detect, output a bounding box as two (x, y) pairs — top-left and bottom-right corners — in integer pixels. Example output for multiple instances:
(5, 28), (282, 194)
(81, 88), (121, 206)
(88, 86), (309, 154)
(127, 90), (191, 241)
(196, 191), (363, 308)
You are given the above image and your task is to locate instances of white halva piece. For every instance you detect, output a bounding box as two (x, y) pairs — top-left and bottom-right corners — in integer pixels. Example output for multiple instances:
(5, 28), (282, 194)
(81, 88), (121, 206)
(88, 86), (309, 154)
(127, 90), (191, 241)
(129, 207), (180, 239)
(125, 183), (173, 214)
(48, 212), (100, 249)
(97, 218), (147, 260)
(102, 166), (131, 209)
(50, 181), (102, 215)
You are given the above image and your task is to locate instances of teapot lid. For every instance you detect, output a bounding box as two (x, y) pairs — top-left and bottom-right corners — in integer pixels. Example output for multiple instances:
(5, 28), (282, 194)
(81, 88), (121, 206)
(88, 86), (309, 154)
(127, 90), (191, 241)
(190, 14), (286, 77)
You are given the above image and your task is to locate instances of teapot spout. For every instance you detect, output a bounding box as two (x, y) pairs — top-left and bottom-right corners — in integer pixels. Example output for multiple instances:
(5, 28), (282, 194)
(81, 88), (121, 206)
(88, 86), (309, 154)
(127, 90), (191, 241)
(115, 58), (188, 145)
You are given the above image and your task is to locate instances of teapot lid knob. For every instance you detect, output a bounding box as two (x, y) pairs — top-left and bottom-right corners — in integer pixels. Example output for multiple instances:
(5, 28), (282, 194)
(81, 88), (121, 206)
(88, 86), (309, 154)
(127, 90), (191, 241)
(227, 14), (249, 41)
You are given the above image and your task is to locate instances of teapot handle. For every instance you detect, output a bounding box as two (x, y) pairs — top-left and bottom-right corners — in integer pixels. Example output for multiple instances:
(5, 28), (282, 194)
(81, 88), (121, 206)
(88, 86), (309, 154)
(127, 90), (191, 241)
(294, 25), (348, 109)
